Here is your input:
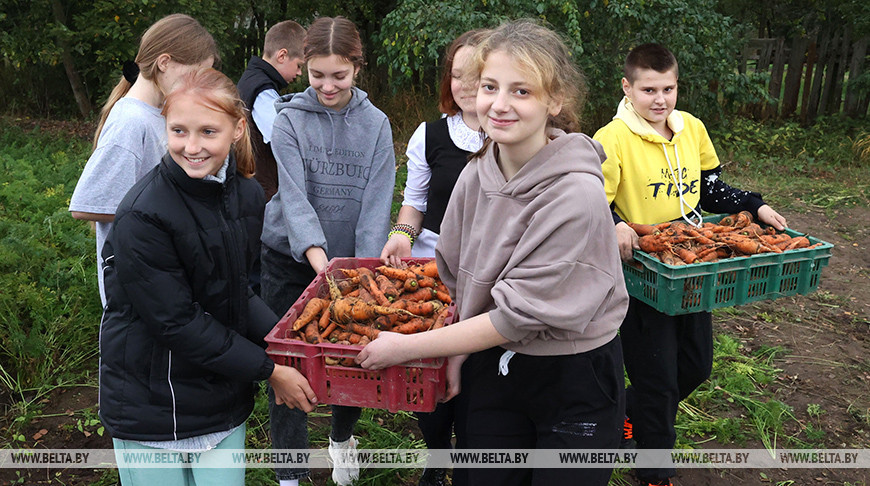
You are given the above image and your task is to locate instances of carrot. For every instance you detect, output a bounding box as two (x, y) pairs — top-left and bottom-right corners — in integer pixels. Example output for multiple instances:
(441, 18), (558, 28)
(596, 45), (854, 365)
(434, 290), (452, 304)
(359, 272), (390, 306)
(675, 247), (699, 264)
(293, 298), (328, 331)
(338, 268), (360, 278)
(784, 236), (810, 250)
(403, 278), (419, 292)
(685, 228), (716, 245)
(393, 318), (432, 334)
(414, 274), (439, 288)
(349, 323), (380, 340)
(419, 260), (439, 279)
(403, 300), (443, 317)
(376, 265), (417, 281)
(318, 306), (331, 330)
(357, 287), (375, 304)
(638, 235), (671, 253)
(659, 251), (685, 266)
(718, 214), (737, 226)
(399, 287), (437, 302)
(431, 307), (450, 330)
(320, 321), (338, 340)
(627, 222), (659, 236)
(336, 278), (359, 295)
(376, 274), (400, 300)
(303, 321), (322, 344)
(330, 297), (412, 323)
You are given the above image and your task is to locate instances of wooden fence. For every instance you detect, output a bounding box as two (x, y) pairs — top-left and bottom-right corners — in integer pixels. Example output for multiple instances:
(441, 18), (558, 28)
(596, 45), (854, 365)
(739, 30), (869, 121)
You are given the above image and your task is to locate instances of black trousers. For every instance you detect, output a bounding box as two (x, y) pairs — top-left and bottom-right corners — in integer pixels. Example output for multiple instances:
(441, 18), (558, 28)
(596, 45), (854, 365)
(260, 245), (361, 480)
(462, 337), (624, 486)
(620, 297), (713, 481)
(415, 381), (470, 485)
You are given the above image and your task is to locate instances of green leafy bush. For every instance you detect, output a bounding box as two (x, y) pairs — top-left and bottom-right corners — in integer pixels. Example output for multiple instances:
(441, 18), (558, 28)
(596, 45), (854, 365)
(0, 121), (101, 391)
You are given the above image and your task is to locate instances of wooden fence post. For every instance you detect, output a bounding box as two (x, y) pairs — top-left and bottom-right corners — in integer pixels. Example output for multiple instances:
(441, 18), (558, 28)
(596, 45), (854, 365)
(782, 36), (808, 118)
(844, 36), (868, 117)
(800, 38), (818, 123)
(829, 27), (851, 115)
(766, 37), (787, 118)
(807, 30), (831, 122)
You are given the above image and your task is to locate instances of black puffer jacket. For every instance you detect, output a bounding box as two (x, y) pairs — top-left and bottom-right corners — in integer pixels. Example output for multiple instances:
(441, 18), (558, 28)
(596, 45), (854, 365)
(99, 153), (277, 441)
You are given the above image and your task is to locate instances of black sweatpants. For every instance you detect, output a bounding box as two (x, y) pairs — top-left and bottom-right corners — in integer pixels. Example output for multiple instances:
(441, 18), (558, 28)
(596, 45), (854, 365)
(415, 385), (470, 486)
(462, 337), (624, 486)
(620, 297), (713, 481)
(260, 245), (361, 480)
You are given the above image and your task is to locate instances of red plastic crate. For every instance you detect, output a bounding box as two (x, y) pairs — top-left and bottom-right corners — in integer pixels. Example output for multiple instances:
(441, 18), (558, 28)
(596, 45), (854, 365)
(265, 257), (451, 412)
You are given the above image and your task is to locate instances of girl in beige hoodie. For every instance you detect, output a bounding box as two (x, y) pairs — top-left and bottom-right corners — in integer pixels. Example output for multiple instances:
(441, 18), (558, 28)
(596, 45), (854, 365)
(358, 20), (628, 486)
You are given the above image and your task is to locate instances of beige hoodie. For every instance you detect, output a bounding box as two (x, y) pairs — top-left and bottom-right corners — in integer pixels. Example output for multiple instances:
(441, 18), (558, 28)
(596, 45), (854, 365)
(435, 130), (628, 356)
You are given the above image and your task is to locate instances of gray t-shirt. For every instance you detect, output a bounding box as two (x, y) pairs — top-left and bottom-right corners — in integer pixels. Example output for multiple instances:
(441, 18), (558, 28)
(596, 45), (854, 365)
(69, 97), (166, 305)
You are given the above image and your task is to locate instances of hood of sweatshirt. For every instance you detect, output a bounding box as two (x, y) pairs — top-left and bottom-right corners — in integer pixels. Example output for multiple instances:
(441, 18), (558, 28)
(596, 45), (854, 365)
(478, 128), (607, 199)
(613, 96), (685, 144)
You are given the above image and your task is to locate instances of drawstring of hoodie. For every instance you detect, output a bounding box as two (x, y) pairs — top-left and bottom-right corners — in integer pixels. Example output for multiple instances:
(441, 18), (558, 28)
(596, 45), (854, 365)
(662, 143), (703, 227)
(323, 103), (353, 158)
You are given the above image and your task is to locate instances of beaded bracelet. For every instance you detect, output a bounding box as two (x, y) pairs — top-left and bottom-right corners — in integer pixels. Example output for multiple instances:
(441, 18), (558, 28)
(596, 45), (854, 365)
(389, 223), (418, 246)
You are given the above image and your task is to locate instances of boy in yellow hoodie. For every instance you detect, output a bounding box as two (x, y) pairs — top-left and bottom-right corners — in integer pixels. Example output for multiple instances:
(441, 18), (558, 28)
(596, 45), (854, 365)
(593, 43), (787, 486)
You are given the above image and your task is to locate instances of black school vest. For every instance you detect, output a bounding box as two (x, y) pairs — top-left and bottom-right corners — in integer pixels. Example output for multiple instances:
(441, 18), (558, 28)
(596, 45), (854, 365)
(237, 56), (288, 202)
(421, 117), (472, 234)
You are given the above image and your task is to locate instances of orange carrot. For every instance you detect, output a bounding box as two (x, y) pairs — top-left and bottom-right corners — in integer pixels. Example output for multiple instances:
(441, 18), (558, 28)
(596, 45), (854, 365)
(349, 323), (380, 340)
(318, 306), (331, 330)
(639, 235), (671, 253)
(393, 318), (432, 334)
(432, 307), (450, 330)
(400, 287), (437, 302)
(330, 297), (412, 324)
(360, 272), (390, 306)
(376, 265), (417, 281)
(293, 298), (328, 331)
(434, 290), (452, 304)
(419, 260), (439, 279)
(338, 268), (360, 278)
(375, 274), (400, 300)
(675, 247), (699, 264)
(784, 236), (810, 250)
(627, 222), (659, 236)
(320, 321), (338, 340)
(403, 300), (443, 317)
(414, 274), (439, 288)
(403, 278), (419, 292)
(303, 321), (322, 344)
(358, 287), (375, 304)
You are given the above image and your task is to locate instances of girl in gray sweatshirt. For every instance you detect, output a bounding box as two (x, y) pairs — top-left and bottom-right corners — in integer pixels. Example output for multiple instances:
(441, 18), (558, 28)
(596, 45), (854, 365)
(259, 17), (396, 486)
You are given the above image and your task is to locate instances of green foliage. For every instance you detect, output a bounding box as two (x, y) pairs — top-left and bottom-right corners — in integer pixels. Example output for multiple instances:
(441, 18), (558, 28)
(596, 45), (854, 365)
(378, 0), (769, 126)
(0, 120), (101, 392)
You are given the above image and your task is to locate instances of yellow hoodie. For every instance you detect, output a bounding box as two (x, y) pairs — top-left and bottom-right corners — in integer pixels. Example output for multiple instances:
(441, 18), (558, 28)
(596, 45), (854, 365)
(593, 97), (720, 225)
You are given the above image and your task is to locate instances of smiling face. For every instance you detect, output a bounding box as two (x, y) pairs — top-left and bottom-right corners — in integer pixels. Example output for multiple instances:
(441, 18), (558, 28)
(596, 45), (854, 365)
(476, 50), (560, 161)
(307, 54), (359, 111)
(623, 67), (678, 134)
(450, 46), (477, 115)
(166, 92), (245, 179)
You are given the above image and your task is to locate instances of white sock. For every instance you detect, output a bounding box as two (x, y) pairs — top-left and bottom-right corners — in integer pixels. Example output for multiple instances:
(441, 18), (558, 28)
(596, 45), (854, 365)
(279, 480), (299, 486)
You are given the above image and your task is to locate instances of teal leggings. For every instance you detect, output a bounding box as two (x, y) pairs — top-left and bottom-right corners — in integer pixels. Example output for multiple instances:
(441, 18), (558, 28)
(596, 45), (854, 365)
(112, 425), (246, 486)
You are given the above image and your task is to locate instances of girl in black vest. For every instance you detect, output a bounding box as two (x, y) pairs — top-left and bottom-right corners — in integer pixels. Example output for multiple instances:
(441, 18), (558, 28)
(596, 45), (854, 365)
(379, 29), (486, 486)
(100, 68), (316, 486)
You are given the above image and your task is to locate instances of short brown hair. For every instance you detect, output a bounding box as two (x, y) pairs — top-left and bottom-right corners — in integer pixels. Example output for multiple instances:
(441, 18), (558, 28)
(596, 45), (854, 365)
(438, 29), (488, 116)
(624, 43), (678, 83)
(303, 17), (364, 70)
(263, 20), (306, 60)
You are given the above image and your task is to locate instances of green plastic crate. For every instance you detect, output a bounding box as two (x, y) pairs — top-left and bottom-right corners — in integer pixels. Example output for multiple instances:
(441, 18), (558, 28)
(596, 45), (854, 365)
(622, 216), (834, 316)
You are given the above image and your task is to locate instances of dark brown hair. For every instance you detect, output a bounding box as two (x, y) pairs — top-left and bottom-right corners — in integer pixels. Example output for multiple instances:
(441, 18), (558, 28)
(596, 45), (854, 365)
(264, 20), (306, 60)
(438, 29), (488, 116)
(162, 68), (255, 178)
(93, 14), (219, 150)
(303, 17), (364, 69)
(623, 43), (679, 83)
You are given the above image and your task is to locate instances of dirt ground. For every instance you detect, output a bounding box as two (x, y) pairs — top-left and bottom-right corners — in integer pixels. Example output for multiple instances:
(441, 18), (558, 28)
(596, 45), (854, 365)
(3, 205), (868, 486)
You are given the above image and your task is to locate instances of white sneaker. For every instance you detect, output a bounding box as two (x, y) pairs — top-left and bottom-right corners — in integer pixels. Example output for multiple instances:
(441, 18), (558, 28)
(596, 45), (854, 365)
(328, 436), (360, 485)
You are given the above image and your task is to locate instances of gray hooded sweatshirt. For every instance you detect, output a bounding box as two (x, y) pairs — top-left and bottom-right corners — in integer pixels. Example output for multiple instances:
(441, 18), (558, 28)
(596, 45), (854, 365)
(435, 129), (628, 356)
(262, 86), (396, 261)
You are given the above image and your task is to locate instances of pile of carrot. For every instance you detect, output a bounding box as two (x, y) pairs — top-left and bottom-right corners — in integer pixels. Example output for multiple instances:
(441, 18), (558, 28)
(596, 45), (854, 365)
(629, 211), (823, 265)
(284, 260), (452, 364)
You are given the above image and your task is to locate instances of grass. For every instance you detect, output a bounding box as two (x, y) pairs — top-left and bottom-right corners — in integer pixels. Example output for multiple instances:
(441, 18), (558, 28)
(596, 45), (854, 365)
(0, 104), (868, 485)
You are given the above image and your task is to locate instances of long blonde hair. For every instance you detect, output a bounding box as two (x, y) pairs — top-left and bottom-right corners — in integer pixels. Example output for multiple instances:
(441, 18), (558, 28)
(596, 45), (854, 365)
(469, 20), (586, 134)
(162, 69), (255, 178)
(92, 14), (219, 150)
